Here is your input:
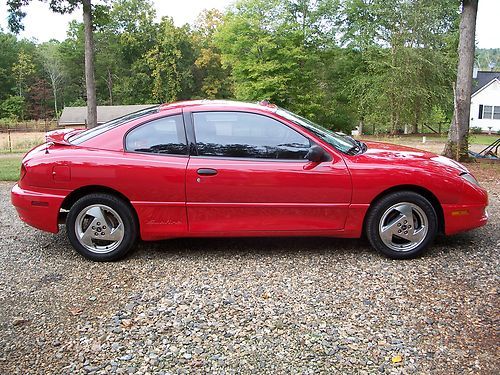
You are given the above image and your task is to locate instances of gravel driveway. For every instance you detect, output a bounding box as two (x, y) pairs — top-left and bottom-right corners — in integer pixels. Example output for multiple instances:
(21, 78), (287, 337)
(0, 169), (498, 374)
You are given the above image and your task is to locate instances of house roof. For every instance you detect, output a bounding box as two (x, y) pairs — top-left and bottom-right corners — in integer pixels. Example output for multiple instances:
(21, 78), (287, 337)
(59, 105), (157, 125)
(472, 71), (500, 94)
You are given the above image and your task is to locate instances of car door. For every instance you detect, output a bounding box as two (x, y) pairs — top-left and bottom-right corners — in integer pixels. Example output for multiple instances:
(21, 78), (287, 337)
(185, 110), (352, 234)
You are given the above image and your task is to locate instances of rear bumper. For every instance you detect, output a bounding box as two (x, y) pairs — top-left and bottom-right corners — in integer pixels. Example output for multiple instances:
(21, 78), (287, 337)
(443, 203), (488, 235)
(11, 184), (65, 233)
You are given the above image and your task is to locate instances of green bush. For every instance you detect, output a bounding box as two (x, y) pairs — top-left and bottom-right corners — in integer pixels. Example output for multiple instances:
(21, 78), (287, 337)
(470, 126), (483, 134)
(0, 96), (25, 120)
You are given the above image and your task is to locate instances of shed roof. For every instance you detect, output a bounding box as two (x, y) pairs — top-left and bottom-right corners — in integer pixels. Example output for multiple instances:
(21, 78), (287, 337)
(59, 105), (157, 126)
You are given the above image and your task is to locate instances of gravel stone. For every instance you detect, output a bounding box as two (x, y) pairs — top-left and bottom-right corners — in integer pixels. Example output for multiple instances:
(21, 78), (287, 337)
(0, 169), (498, 374)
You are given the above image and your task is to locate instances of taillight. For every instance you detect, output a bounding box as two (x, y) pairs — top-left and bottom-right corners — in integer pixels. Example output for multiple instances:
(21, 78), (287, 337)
(20, 164), (27, 181)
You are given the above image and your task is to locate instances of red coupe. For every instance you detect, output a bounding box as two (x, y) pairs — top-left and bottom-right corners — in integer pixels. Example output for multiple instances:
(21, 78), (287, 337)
(11, 100), (488, 261)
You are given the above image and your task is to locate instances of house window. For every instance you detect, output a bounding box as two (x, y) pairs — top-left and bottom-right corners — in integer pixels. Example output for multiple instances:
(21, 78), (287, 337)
(494, 106), (500, 120)
(483, 105), (493, 119)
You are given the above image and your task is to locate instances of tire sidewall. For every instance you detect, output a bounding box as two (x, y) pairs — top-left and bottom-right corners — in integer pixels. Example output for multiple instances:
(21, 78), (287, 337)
(366, 192), (438, 259)
(66, 194), (137, 261)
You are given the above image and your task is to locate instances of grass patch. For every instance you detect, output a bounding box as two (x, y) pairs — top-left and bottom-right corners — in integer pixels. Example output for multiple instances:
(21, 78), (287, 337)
(469, 134), (499, 145)
(0, 131), (44, 153)
(0, 156), (22, 181)
(363, 134), (498, 145)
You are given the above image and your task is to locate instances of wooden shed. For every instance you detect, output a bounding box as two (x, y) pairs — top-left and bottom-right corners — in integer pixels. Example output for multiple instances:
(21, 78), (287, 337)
(58, 105), (157, 128)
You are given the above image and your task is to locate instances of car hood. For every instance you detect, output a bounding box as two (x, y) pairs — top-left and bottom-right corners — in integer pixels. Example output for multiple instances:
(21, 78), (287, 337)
(358, 140), (469, 173)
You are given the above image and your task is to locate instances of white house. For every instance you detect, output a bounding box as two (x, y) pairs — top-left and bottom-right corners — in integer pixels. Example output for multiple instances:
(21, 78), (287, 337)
(470, 71), (500, 133)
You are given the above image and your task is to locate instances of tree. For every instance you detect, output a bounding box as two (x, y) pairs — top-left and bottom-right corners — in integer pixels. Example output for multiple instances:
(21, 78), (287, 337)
(443, 0), (479, 161)
(192, 9), (233, 99)
(100, 0), (159, 104)
(7, 0), (99, 128)
(82, 0), (97, 127)
(12, 50), (35, 97)
(0, 31), (20, 102)
(340, 0), (458, 135)
(216, 0), (343, 125)
(0, 95), (25, 120)
(144, 17), (197, 103)
(39, 41), (65, 118)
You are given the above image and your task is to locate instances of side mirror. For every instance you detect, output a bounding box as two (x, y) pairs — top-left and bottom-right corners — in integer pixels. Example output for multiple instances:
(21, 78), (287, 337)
(305, 145), (327, 163)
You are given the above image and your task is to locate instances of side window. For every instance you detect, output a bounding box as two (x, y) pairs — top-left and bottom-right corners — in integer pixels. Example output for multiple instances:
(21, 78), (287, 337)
(193, 112), (311, 160)
(126, 115), (187, 155)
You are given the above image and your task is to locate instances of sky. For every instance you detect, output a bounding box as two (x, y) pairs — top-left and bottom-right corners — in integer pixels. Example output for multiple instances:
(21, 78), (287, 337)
(0, 0), (235, 40)
(0, 0), (499, 48)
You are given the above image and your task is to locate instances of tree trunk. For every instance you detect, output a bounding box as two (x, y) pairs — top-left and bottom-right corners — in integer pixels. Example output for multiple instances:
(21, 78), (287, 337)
(443, 0), (478, 161)
(412, 103), (419, 134)
(83, 0), (97, 128)
(358, 117), (364, 135)
(107, 68), (113, 106)
(53, 86), (58, 119)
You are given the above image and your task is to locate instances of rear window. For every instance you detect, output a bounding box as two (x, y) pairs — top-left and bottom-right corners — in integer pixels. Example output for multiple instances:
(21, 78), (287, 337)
(70, 105), (160, 145)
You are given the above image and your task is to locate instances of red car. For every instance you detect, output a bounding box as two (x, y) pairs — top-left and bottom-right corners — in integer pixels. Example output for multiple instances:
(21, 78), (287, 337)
(11, 100), (488, 261)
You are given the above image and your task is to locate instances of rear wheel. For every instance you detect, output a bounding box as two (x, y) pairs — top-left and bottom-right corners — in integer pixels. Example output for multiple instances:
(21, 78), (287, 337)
(366, 191), (438, 259)
(66, 193), (137, 261)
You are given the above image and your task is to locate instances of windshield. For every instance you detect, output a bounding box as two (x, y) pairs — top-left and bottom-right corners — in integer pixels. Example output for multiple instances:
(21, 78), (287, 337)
(70, 105), (160, 145)
(276, 108), (360, 154)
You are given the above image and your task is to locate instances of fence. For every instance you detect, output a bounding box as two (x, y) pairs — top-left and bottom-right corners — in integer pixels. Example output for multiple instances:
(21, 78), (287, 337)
(0, 120), (60, 153)
(0, 119), (59, 133)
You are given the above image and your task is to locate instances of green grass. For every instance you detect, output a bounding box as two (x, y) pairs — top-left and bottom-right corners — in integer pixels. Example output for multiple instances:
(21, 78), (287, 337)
(0, 156), (22, 181)
(364, 134), (498, 145)
(469, 134), (499, 145)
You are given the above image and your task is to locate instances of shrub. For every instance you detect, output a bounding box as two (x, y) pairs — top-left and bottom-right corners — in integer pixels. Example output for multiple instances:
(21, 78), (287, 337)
(0, 96), (25, 120)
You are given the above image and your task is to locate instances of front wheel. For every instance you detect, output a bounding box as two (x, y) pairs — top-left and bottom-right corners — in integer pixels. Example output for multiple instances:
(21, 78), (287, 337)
(365, 191), (438, 259)
(66, 193), (138, 261)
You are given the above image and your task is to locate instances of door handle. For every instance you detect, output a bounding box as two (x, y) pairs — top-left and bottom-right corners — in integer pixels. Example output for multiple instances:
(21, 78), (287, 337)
(197, 168), (218, 176)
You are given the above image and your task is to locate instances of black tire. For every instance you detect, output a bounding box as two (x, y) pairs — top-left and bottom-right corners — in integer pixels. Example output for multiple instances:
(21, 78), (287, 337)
(365, 191), (438, 259)
(66, 193), (138, 261)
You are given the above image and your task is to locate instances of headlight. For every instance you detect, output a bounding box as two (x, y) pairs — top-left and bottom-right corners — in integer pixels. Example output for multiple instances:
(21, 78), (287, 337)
(460, 172), (479, 186)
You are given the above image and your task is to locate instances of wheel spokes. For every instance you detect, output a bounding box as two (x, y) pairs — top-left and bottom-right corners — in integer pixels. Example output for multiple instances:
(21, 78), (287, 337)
(86, 206), (108, 226)
(104, 223), (124, 242)
(409, 226), (426, 243)
(380, 216), (402, 242)
(79, 218), (99, 246)
(396, 204), (415, 229)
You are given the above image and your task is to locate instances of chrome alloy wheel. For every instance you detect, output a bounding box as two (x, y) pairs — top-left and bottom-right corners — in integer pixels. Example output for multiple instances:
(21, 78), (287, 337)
(378, 202), (428, 252)
(74, 204), (124, 254)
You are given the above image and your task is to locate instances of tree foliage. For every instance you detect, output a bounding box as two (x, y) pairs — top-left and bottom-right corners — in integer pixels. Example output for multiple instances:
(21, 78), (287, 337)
(0, 0), (473, 137)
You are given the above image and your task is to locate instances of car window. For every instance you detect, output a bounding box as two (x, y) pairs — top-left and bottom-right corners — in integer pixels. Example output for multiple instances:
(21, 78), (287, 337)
(276, 108), (358, 154)
(125, 115), (187, 155)
(193, 112), (311, 160)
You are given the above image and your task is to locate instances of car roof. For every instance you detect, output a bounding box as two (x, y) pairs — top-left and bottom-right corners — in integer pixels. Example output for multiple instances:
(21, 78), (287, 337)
(158, 99), (278, 113)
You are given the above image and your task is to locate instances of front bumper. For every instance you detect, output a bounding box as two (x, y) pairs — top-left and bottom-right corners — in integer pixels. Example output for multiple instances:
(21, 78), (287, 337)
(443, 203), (488, 235)
(11, 184), (65, 233)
